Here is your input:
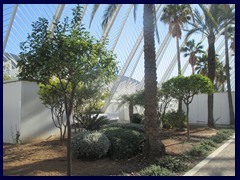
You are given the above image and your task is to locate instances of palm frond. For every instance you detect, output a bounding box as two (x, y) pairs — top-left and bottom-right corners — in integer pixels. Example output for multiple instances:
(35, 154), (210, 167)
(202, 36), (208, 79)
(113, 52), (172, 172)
(102, 4), (118, 30)
(154, 5), (160, 43)
(133, 4), (138, 22)
(89, 4), (100, 28)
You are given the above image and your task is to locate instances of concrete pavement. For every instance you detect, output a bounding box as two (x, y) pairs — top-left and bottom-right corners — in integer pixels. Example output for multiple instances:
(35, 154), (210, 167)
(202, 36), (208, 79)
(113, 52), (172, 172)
(184, 134), (235, 176)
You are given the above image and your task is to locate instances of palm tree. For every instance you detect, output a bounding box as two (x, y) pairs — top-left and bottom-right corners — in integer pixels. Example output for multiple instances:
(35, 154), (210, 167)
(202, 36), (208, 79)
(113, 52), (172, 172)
(215, 60), (226, 92)
(186, 5), (227, 128)
(160, 4), (192, 113)
(118, 93), (138, 123)
(195, 53), (208, 76)
(90, 4), (165, 157)
(196, 54), (226, 92)
(160, 4), (192, 76)
(219, 4), (235, 125)
(181, 39), (204, 75)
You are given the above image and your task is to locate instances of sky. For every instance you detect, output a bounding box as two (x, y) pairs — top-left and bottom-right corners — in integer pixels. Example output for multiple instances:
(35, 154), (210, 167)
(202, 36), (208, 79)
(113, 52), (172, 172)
(3, 4), (235, 90)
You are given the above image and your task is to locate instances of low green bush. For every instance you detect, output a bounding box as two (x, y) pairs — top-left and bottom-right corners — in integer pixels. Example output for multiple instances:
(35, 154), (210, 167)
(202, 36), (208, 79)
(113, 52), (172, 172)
(132, 113), (144, 124)
(210, 132), (229, 144)
(201, 139), (217, 148)
(218, 129), (235, 136)
(140, 165), (174, 176)
(71, 131), (109, 160)
(102, 123), (144, 132)
(100, 127), (144, 159)
(163, 110), (186, 129)
(157, 156), (188, 173)
(186, 145), (208, 157)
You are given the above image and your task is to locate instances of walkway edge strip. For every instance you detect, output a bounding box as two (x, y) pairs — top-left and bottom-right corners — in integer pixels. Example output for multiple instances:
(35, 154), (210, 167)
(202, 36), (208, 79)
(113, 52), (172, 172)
(183, 134), (235, 176)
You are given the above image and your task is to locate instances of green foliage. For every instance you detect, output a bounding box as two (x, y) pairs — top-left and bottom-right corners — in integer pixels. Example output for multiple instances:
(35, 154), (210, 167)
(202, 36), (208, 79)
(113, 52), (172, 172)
(102, 123), (144, 133)
(162, 74), (214, 102)
(157, 156), (188, 173)
(186, 145), (208, 157)
(77, 114), (110, 131)
(140, 165), (174, 176)
(100, 127), (144, 159)
(218, 129), (235, 136)
(132, 113), (144, 124)
(3, 73), (11, 81)
(71, 131), (109, 160)
(200, 139), (217, 148)
(210, 132), (229, 144)
(163, 110), (186, 129)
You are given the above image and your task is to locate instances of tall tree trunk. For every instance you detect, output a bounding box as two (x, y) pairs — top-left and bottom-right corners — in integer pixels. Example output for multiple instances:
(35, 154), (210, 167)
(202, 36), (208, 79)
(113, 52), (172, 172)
(129, 102), (134, 123)
(186, 104), (190, 141)
(207, 34), (215, 128)
(176, 37), (181, 75)
(143, 4), (165, 158)
(176, 37), (183, 113)
(225, 29), (235, 126)
(191, 65), (195, 75)
(66, 84), (76, 176)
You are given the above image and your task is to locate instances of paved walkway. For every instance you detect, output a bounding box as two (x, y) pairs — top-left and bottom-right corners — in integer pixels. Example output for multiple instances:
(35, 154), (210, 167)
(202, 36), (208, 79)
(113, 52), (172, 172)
(184, 134), (235, 176)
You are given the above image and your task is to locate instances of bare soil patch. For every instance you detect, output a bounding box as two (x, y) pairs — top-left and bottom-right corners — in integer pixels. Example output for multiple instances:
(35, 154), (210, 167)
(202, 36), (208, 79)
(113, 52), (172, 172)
(3, 127), (217, 176)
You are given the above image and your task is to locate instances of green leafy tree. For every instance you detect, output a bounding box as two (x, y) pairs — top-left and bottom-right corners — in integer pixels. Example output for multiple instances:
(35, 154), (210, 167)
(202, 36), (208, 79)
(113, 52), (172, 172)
(73, 82), (110, 131)
(38, 77), (67, 145)
(17, 5), (118, 176)
(181, 39), (204, 75)
(162, 74), (213, 141)
(186, 4), (229, 128)
(90, 4), (165, 158)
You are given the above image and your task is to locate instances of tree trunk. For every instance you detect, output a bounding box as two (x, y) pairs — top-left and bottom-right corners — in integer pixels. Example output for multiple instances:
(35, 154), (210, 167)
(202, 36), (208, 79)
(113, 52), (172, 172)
(65, 84), (77, 176)
(129, 102), (134, 123)
(143, 4), (165, 158)
(186, 104), (190, 141)
(176, 37), (183, 113)
(207, 33), (215, 128)
(191, 65), (195, 75)
(224, 29), (235, 126)
(176, 37), (181, 76)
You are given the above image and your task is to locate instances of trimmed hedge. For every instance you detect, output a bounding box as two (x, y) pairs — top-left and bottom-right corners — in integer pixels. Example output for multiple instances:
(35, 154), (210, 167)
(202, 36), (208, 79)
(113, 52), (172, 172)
(100, 127), (144, 159)
(71, 131), (109, 160)
(102, 122), (144, 132)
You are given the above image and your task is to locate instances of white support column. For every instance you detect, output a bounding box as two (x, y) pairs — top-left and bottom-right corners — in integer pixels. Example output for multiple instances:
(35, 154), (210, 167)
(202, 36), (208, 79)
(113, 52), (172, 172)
(111, 5), (133, 51)
(48, 4), (65, 32)
(3, 4), (18, 53)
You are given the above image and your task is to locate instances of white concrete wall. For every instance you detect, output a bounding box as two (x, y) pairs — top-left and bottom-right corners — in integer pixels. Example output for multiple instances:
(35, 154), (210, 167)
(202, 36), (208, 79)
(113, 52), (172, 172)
(3, 81), (60, 143)
(3, 81), (21, 143)
(20, 81), (59, 142)
(183, 92), (235, 125)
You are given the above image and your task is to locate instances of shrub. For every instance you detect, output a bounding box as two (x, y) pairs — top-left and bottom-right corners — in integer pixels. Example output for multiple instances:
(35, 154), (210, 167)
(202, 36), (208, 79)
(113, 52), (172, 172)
(100, 127), (144, 159)
(163, 110), (186, 129)
(71, 131), (109, 160)
(186, 145), (208, 157)
(74, 114), (110, 131)
(132, 113), (144, 124)
(218, 129), (235, 136)
(140, 165), (174, 176)
(102, 123), (144, 132)
(210, 132), (229, 144)
(157, 156), (188, 173)
(200, 139), (217, 148)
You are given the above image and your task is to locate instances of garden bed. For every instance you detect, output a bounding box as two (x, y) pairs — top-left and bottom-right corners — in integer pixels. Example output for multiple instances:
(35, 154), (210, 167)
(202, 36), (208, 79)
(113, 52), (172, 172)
(3, 127), (218, 176)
